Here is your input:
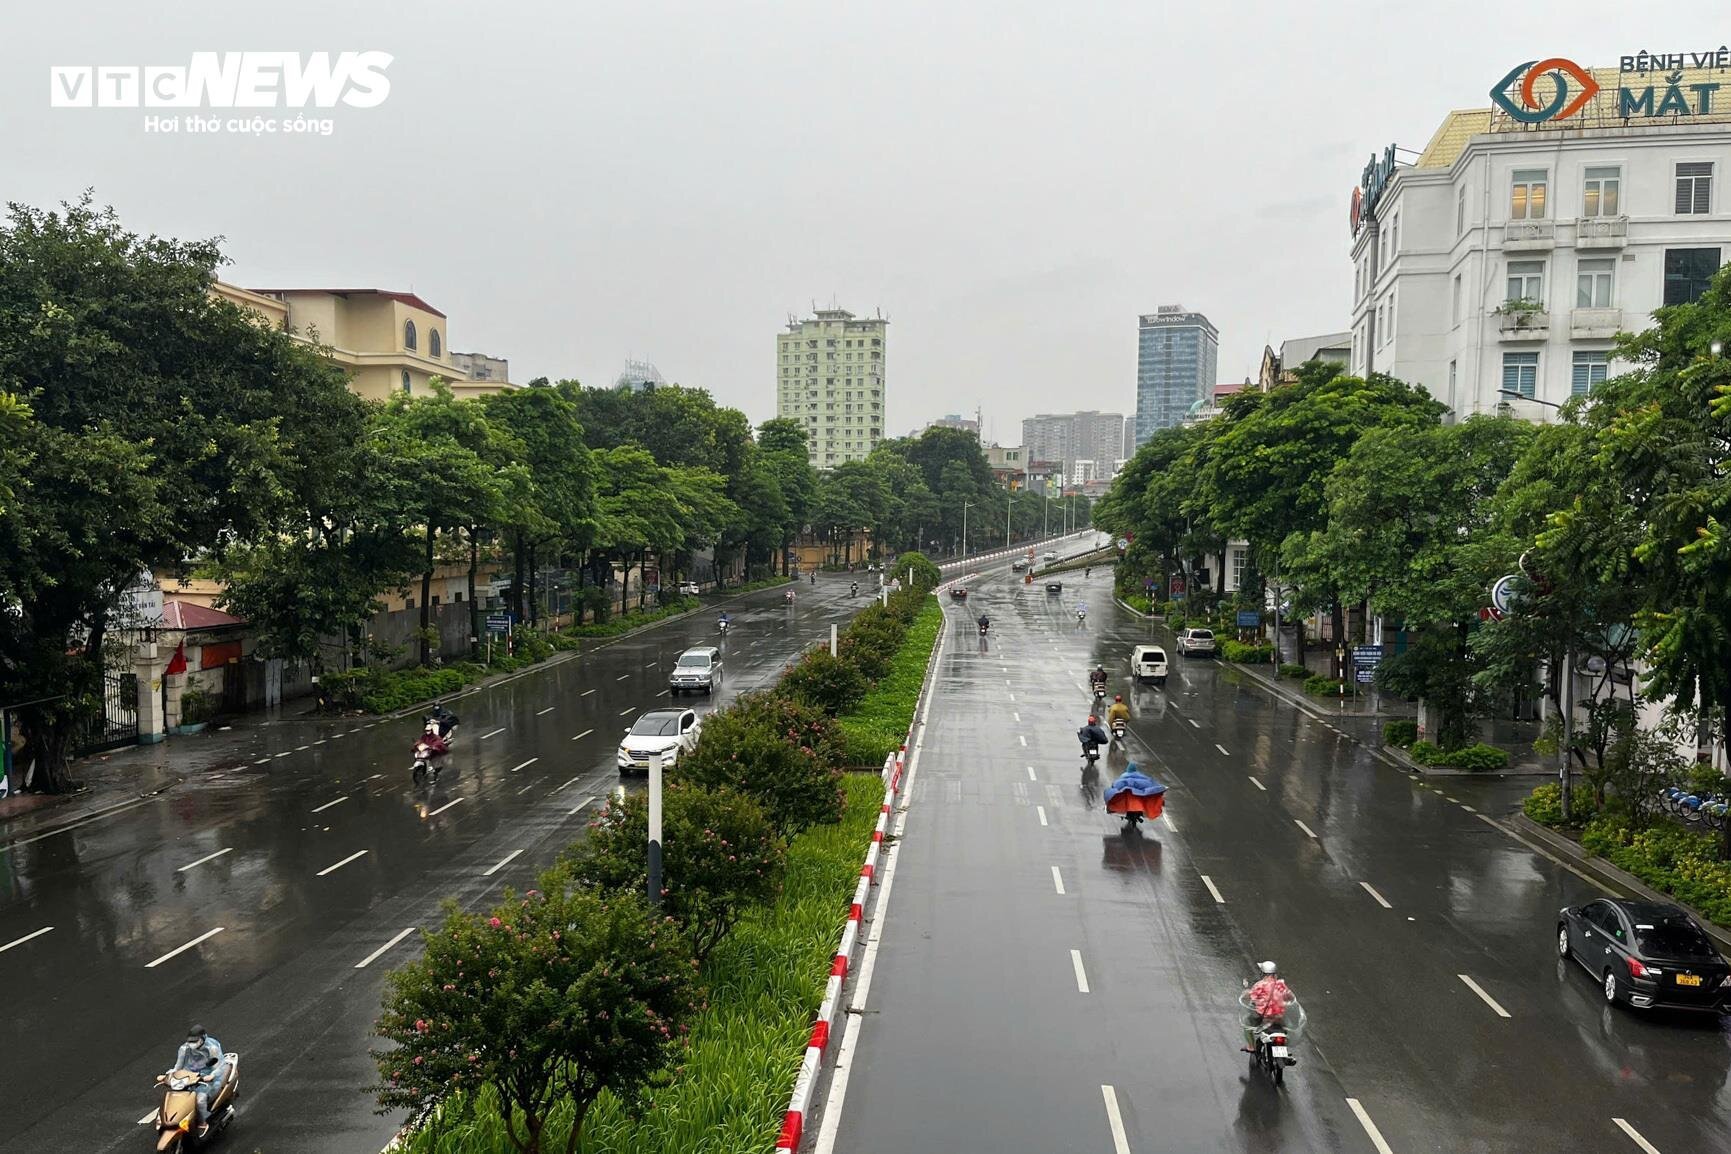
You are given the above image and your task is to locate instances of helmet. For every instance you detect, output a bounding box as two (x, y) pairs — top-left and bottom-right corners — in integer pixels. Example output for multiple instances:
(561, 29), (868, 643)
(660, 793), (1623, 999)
(1258, 961), (1278, 976)
(1087, 715), (1098, 724)
(1114, 694), (1123, 702)
(1095, 663), (1104, 671)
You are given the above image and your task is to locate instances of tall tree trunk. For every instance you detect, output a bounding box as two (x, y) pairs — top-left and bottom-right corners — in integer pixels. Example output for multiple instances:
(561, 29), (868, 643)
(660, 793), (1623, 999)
(638, 550), (648, 612)
(512, 532), (528, 624)
(528, 542), (539, 626)
(620, 554), (630, 620)
(420, 524), (435, 667)
(468, 530), (481, 659)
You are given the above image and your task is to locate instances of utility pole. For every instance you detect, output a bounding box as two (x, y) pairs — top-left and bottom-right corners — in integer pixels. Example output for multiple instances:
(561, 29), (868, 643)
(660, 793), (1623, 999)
(648, 751), (665, 908)
(962, 500), (975, 562)
(1559, 647), (1575, 821)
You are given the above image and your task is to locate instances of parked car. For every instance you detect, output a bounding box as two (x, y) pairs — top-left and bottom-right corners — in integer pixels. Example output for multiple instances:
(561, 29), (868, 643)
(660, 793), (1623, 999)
(678, 580), (701, 596)
(617, 707), (702, 773)
(1175, 628), (1216, 657)
(1130, 644), (1169, 686)
(668, 645), (722, 695)
(1557, 898), (1730, 1012)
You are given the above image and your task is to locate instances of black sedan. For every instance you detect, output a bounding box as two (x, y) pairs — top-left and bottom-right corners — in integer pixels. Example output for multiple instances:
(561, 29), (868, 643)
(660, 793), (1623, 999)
(948, 587), (968, 601)
(1557, 898), (1730, 1012)
(1045, 581), (1063, 594)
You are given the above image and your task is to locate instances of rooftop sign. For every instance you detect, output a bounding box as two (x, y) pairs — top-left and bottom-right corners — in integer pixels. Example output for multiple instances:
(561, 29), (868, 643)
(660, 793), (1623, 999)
(1489, 53), (1727, 127)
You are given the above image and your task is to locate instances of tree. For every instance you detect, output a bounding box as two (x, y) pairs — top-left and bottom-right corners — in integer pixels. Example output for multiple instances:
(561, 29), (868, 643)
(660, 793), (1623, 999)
(674, 692), (844, 835)
(0, 197), (366, 790)
(565, 784), (785, 962)
(374, 880), (698, 1154)
(758, 419), (818, 574)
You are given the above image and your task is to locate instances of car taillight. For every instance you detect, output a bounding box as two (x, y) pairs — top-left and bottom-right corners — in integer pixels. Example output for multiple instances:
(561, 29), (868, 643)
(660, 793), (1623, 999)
(1625, 957), (1651, 979)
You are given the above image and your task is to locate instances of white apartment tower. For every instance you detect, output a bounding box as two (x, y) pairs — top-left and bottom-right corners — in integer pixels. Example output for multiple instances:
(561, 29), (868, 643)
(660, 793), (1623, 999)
(775, 307), (887, 467)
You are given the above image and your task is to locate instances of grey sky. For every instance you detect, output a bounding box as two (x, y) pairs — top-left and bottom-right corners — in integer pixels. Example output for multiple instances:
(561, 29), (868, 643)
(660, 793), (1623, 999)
(5, 2), (1724, 441)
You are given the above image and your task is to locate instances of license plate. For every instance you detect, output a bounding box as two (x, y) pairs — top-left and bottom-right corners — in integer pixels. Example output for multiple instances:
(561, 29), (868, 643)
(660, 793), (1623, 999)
(1676, 973), (1703, 987)
(1270, 1045), (1288, 1059)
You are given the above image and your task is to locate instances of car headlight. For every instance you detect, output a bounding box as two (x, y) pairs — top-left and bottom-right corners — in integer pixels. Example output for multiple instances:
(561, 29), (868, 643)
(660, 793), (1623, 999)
(618, 745), (630, 756)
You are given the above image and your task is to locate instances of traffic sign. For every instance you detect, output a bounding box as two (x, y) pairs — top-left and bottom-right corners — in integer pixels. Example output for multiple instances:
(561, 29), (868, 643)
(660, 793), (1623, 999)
(1170, 577), (1186, 595)
(1355, 669), (1375, 684)
(485, 613), (511, 634)
(1354, 644), (1385, 665)
(1116, 537), (1130, 552)
(1236, 610), (1261, 628)
(1490, 574), (1521, 614)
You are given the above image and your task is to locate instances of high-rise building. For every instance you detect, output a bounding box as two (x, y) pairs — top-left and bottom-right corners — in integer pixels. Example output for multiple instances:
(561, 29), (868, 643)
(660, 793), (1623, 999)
(1134, 306), (1218, 448)
(1020, 411), (1126, 469)
(775, 307), (887, 467)
(615, 359), (666, 392)
(924, 413), (980, 437)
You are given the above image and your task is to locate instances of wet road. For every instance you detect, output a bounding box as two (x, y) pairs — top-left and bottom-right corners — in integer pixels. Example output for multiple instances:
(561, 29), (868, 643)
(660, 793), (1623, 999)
(0, 579), (865, 1153)
(822, 568), (1731, 1154)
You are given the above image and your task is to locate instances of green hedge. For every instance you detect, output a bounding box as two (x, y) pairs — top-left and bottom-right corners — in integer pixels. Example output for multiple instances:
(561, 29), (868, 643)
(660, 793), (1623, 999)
(1406, 739), (1509, 770)
(834, 598), (942, 766)
(1382, 719), (1418, 748)
(1219, 640), (1272, 663)
(1278, 663), (1309, 680)
(1581, 815), (1731, 928)
(1522, 782), (1599, 828)
(1302, 674), (1339, 697)
(564, 598), (700, 639)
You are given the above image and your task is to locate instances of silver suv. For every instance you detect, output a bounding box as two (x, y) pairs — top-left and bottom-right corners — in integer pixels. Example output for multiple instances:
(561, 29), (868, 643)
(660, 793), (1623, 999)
(669, 646), (722, 695)
(1176, 628), (1216, 657)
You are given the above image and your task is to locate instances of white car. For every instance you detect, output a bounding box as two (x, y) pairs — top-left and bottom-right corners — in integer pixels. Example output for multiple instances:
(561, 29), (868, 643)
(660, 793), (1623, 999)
(1175, 628), (1217, 657)
(1130, 644), (1169, 685)
(618, 707), (701, 773)
(1043, 551), (1057, 563)
(678, 581), (701, 596)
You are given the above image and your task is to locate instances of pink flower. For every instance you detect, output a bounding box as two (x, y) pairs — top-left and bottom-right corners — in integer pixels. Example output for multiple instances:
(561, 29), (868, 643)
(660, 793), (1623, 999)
(488, 917), (502, 928)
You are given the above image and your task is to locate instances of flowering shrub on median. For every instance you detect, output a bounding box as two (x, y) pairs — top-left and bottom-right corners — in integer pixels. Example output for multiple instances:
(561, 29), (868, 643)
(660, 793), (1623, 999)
(1581, 816), (1731, 927)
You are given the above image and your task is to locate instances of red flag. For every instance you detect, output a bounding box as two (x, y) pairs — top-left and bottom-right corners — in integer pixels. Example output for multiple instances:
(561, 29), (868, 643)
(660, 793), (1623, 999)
(165, 643), (187, 675)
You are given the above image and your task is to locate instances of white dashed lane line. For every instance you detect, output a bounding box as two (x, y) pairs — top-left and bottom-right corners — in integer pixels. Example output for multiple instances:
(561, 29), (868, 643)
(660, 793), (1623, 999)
(572, 729), (593, 741)
(581, 689), (596, 697)
(1100, 1085), (1133, 1154)
(176, 848), (233, 872)
(1199, 874), (1225, 904)
(0, 926), (53, 954)
(1036, 805), (1048, 826)
(509, 758), (539, 773)
(480, 727), (506, 740)
(483, 849), (523, 877)
(570, 794), (598, 817)
(1070, 949), (1091, 993)
(427, 797), (463, 817)
(1248, 776), (1266, 791)
(1360, 881), (1393, 909)
(1613, 1118), (1663, 1154)
(1187, 718), (1201, 729)
(1026, 766), (1037, 781)
(1346, 1099), (1397, 1154)
(537, 706), (556, 716)
(1457, 973), (1511, 1018)
(1215, 743), (1230, 756)
(1051, 866), (1066, 895)
(1294, 819), (1318, 839)
(145, 927), (224, 969)
(353, 927), (417, 969)
(316, 850), (369, 877)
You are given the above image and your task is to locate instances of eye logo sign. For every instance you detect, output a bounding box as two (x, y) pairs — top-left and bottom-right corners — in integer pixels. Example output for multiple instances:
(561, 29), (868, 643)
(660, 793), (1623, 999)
(1491, 58), (1600, 124)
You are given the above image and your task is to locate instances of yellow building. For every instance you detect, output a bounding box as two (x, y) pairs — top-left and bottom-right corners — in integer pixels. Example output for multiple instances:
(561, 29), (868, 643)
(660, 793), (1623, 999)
(775, 307), (887, 468)
(211, 282), (517, 401)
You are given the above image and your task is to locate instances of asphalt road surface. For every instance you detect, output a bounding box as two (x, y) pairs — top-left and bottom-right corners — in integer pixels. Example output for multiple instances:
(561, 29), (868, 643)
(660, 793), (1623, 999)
(0, 577), (866, 1153)
(820, 567), (1731, 1154)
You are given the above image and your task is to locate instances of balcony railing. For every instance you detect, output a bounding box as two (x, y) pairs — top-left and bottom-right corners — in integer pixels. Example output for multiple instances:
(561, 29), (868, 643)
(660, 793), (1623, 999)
(1576, 215), (1628, 248)
(1498, 309), (1550, 339)
(1570, 307), (1623, 338)
(1503, 218), (1556, 250)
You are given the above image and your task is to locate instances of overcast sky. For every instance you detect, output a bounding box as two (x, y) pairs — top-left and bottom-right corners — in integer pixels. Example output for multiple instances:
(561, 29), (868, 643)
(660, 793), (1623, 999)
(5, 3), (1725, 442)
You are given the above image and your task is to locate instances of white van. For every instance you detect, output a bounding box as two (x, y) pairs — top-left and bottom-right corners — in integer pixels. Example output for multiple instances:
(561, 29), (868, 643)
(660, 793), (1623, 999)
(1130, 644), (1169, 686)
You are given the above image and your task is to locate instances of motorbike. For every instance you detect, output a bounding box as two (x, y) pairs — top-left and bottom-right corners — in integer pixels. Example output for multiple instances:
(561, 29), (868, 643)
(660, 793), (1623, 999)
(1110, 718), (1127, 744)
(784, 590), (796, 605)
(978, 621), (990, 637)
(810, 572), (816, 585)
(850, 582), (859, 597)
(411, 721), (453, 785)
(1240, 985), (1302, 1086)
(1076, 608), (1087, 625)
(1091, 684), (1107, 709)
(1104, 767), (1164, 829)
(152, 1053), (240, 1150)
(1078, 730), (1103, 765)
(718, 618), (729, 634)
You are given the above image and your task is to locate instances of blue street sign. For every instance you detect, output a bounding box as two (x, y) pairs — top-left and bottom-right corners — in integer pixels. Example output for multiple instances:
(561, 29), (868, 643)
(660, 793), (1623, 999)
(486, 614), (511, 634)
(1354, 645), (1384, 668)
(1235, 610), (1261, 628)
(1356, 669), (1375, 684)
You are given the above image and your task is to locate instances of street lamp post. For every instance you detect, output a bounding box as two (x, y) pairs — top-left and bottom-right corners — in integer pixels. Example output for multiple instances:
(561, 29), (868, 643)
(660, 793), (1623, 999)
(962, 501), (975, 561)
(648, 751), (665, 908)
(1497, 389), (1565, 412)
(1005, 497), (1012, 548)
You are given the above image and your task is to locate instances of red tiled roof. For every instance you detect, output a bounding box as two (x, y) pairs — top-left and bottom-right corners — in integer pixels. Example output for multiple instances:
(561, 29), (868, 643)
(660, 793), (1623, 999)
(249, 288), (447, 319)
(160, 601), (247, 630)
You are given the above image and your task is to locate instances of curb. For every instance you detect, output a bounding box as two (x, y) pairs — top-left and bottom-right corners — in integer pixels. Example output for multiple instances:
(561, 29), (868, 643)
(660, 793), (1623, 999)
(1113, 595), (1154, 619)
(773, 594), (944, 1152)
(1509, 812), (1731, 953)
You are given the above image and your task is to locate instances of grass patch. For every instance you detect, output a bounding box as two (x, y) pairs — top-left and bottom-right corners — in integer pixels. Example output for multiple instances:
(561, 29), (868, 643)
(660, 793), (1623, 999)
(834, 598), (942, 765)
(401, 774), (886, 1154)
(564, 598), (700, 639)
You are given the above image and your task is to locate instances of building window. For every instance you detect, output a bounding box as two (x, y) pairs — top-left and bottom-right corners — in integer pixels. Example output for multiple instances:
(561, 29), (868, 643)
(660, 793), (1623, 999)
(1583, 166), (1621, 217)
(429, 329), (441, 358)
(1387, 290), (1397, 341)
(1664, 247), (1721, 305)
(1510, 169), (1548, 219)
(404, 319), (418, 351)
(1571, 351), (1610, 396)
(1457, 185), (1468, 235)
(1230, 548), (1248, 591)
(1576, 258), (1615, 308)
(402, 370), (412, 393)
(1391, 213), (1400, 256)
(1502, 352), (1539, 400)
(1451, 274), (1463, 326)
(1676, 162), (1713, 215)
(1506, 259), (1545, 304)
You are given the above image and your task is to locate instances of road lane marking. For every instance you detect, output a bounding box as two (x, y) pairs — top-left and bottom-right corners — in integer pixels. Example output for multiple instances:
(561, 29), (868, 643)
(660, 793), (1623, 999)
(1445, 795), (1460, 803)
(1294, 819), (1318, 839)
(1013, 711), (1020, 722)
(254, 758), (270, 765)
(1360, 882), (1393, 909)
(572, 729), (593, 741)
(619, 708), (635, 717)
(1051, 866), (1066, 894)
(1200, 874), (1225, 903)
(145, 927), (225, 968)
(427, 797), (464, 817)
(1027, 766), (1037, 781)
(354, 927), (417, 969)
(274, 752), (291, 759)
(1187, 718), (1201, 729)
(1346, 1099), (1396, 1154)
(615, 674), (631, 681)
(552, 776), (581, 793)
(1019, 735), (1027, 747)
(1070, 949), (1090, 993)
(1458, 974), (1511, 1018)
(1215, 743), (1230, 756)
(1007, 693), (1016, 702)
(480, 727), (506, 740)
(313, 739), (326, 746)
(1037, 805), (1048, 826)
(1248, 776), (1266, 791)
(645, 661), (659, 668)
(0, 926), (53, 954)
(1613, 1119), (1663, 1154)
(137, 1110), (158, 1125)
(311, 795), (348, 814)
(1101, 1085), (1133, 1154)
(509, 758), (539, 773)
(516, 783), (536, 795)
(317, 849), (369, 876)
(570, 795), (598, 816)
(537, 707), (555, 716)
(368, 773), (385, 780)
(1460, 804), (1477, 813)
(581, 689), (596, 696)
(296, 744), (309, 751)
(1161, 812), (1177, 832)
(483, 849), (523, 877)
(176, 848), (233, 872)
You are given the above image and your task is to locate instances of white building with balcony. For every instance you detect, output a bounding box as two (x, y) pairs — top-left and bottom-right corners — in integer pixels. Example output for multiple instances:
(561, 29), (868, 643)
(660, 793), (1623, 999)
(1349, 64), (1731, 419)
